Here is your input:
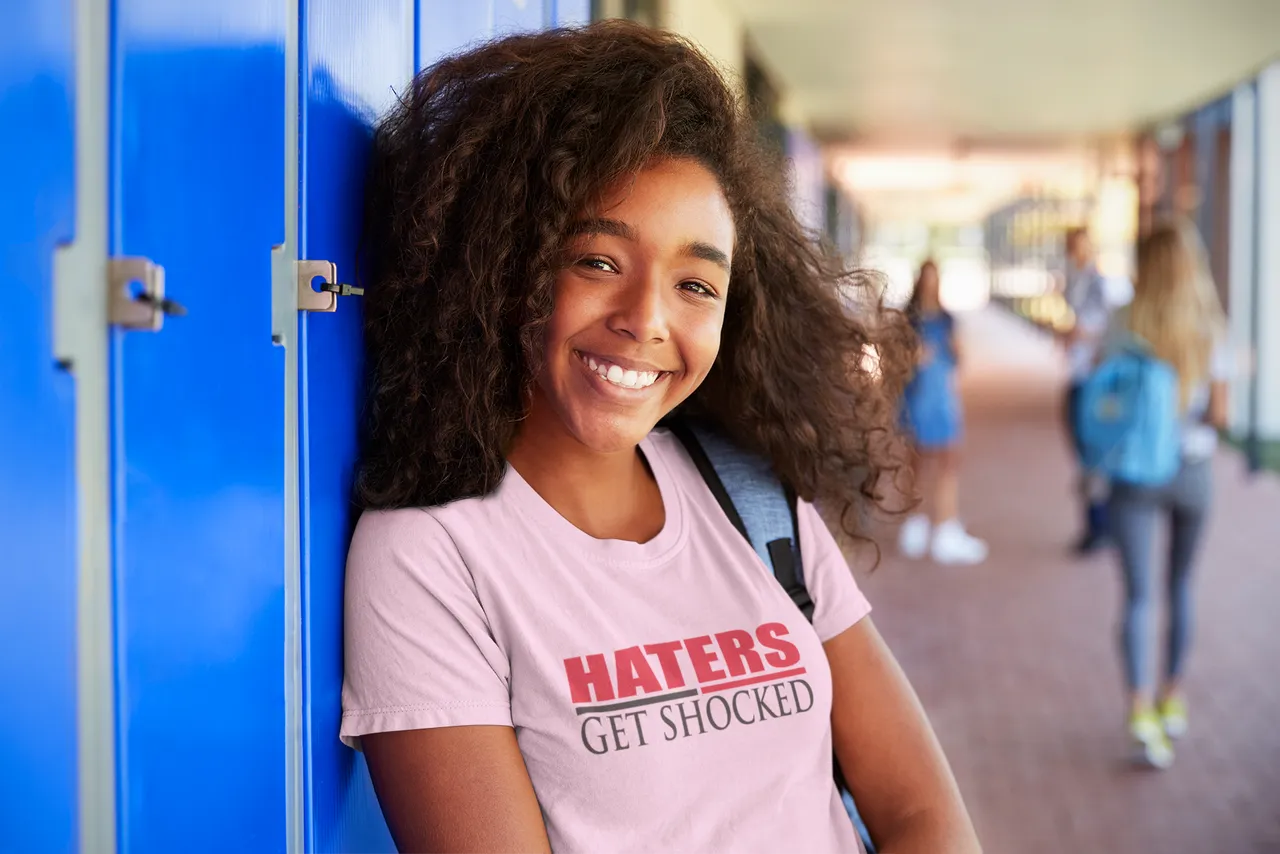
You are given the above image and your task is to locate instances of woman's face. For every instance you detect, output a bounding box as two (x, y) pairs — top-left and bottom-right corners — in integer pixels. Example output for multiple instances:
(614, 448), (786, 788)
(530, 157), (735, 454)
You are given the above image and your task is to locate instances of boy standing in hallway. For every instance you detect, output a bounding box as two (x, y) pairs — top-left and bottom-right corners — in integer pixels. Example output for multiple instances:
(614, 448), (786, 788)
(1061, 227), (1113, 554)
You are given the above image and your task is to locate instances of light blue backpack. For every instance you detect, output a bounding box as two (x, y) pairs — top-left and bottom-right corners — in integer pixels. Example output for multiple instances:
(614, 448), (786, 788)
(1076, 337), (1181, 486)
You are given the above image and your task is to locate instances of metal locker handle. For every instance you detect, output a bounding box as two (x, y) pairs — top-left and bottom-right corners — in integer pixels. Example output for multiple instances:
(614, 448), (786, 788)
(107, 257), (184, 331)
(296, 259), (364, 313)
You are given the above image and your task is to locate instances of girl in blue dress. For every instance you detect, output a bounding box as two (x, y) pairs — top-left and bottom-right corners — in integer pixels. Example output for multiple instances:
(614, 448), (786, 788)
(898, 261), (988, 564)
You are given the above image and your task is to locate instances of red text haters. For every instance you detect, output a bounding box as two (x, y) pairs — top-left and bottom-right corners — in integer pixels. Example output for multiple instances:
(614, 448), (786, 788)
(562, 622), (815, 755)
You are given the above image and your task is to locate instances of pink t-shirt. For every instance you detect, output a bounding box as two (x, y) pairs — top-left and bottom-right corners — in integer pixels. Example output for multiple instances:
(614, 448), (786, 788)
(341, 428), (873, 853)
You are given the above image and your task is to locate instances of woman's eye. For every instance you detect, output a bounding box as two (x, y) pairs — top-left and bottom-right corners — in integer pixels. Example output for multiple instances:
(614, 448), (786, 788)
(679, 280), (718, 298)
(580, 257), (618, 274)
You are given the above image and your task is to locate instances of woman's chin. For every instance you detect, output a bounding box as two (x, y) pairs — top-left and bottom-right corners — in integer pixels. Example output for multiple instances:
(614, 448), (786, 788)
(566, 412), (659, 454)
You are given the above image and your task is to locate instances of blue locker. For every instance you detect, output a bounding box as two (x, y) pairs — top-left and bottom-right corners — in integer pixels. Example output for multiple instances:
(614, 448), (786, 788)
(0, 2), (79, 851)
(110, 1), (288, 850)
(298, 0), (413, 850)
(301, 4), (583, 849)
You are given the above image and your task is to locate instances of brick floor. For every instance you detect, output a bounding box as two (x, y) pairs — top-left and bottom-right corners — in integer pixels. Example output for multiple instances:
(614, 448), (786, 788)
(854, 307), (1280, 854)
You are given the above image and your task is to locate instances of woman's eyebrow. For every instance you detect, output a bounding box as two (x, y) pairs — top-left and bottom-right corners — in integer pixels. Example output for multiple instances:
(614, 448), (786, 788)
(569, 219), (730, 272)
(680, 240), (730, 273)
(567, 217), (638, 241)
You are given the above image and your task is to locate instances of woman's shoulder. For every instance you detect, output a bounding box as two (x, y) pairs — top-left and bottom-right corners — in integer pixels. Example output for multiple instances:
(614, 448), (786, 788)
(351, 478), (523, 558)
(346, 486), (531, 602)
(348, 504), (456, 570)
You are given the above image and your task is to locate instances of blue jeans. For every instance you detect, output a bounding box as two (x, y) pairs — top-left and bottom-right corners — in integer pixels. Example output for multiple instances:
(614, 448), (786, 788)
(1108, 460), (1212, 692)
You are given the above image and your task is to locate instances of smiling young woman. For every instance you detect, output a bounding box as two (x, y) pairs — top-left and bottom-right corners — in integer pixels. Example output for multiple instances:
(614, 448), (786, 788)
(343, 20), (980, 854)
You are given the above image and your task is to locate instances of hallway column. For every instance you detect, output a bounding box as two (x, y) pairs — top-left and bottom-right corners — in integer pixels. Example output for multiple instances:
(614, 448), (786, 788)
(1229, 63), (1280, 444)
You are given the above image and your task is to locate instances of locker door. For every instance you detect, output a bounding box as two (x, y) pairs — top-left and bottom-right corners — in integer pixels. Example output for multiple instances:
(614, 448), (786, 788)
(297, 0), (413, 850)
(110, 2), (287, 851)
(0, 2), (78, 851)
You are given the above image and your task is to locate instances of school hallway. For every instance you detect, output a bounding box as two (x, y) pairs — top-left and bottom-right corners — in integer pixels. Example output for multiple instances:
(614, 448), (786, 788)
(855, 306), (1280, 854)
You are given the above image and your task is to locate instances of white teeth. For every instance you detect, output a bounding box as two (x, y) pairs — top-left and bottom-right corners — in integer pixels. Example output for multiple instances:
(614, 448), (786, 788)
(581, 353), (662, 389)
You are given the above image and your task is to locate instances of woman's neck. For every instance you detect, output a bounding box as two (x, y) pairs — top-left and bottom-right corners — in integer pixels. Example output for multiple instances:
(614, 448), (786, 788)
(506, 409), (665, 543)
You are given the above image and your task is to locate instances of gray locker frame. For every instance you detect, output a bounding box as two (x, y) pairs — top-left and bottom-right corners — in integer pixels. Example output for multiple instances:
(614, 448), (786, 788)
(52, 0), (115, 849)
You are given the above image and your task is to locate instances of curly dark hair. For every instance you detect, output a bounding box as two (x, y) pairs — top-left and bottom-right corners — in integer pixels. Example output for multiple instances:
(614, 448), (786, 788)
(357, 19), (915, 540)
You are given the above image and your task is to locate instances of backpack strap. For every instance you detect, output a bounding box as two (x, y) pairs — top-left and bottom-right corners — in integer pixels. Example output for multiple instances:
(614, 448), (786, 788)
(767, 483), (813, 622)
(666, 420), (815, 622)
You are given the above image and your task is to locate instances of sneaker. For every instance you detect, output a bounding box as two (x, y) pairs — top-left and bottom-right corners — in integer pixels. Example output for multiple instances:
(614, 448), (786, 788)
(897, 513), (931, 559)
(1129, 709), (1175, 769)
(930, 519), (988, 565)
(1159, 696), (1189, 740)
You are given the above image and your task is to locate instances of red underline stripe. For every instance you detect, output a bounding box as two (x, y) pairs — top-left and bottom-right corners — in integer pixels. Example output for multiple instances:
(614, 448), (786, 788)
(700, 667), (807, 694)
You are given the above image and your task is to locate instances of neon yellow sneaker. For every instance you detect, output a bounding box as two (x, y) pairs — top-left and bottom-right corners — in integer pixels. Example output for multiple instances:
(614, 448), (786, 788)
(1129, 709), (1175, 770)
(1159, 696), (1189, 740)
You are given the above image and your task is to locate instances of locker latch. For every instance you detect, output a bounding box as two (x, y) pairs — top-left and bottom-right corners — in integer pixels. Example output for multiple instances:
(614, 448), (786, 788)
(297, 260), (364, 313)
(108, 257), (185, 331)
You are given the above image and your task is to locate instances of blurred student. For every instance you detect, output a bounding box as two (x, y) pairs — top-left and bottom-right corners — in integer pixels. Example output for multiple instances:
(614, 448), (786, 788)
(1061, 227), (1114, 554)
(1102, 220), (1230, 769)
(898, 261), (988, 565)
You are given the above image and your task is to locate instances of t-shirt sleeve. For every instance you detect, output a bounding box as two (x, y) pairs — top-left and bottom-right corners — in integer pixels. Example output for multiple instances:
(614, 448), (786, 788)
(795, 499), (872, 642)
(340, 509), (512, 750)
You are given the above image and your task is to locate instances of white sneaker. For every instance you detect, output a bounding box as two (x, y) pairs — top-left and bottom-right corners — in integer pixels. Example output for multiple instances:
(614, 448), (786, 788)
(897, 513), (931, 559)
(930, 519), (988, 565)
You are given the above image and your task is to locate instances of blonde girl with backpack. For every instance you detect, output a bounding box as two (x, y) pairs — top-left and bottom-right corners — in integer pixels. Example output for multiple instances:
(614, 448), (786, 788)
(1103, 219), (1232, 769)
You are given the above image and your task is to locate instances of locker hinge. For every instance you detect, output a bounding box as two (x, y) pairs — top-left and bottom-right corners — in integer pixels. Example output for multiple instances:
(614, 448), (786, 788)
(297, 260), (364, 313)
(108, 257), (185, 331)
